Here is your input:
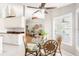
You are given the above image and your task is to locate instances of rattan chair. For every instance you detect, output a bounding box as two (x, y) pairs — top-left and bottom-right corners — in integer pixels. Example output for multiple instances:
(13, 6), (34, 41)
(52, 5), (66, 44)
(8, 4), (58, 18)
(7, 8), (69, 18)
(56, 35), (62, 56)
(41, 40), (58, 56)
(23, 36), (38, 56)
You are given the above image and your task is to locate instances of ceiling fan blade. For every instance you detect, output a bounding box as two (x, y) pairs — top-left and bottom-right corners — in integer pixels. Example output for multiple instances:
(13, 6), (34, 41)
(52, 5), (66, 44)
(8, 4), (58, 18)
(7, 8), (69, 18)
(44, 7), (56, 9)
(39, 3), (46, 8)
(32, 10), (40, 15)
(27, 6), (39, 9)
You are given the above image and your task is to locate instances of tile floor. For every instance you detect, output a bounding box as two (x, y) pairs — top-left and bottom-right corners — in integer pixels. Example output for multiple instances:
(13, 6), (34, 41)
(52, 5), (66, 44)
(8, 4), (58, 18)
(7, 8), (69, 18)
(0, 43), (74, 56)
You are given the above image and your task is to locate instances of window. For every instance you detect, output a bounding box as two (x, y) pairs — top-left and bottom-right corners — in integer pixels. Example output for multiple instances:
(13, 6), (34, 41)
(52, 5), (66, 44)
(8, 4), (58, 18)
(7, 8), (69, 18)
(53, 13), (72, 45)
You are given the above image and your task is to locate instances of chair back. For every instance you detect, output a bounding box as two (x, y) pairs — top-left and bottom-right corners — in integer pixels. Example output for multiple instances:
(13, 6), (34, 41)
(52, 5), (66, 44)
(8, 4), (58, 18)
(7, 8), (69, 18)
(56, 35), (62, 49)
(43, 40), (58, 56)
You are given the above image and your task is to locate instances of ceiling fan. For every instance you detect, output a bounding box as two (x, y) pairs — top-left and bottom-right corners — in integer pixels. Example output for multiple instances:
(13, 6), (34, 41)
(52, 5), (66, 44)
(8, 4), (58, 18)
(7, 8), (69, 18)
(27, 3), (56, 14)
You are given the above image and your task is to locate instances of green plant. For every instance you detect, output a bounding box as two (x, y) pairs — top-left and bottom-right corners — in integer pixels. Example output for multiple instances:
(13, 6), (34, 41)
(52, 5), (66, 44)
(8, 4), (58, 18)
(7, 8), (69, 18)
(39, 29), (48, 37)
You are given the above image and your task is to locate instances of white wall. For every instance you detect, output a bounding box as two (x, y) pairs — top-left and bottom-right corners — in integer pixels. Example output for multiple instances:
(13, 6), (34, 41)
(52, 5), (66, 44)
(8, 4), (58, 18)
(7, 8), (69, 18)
(44, 11), (52, 39)
(75, 3), (79, 55)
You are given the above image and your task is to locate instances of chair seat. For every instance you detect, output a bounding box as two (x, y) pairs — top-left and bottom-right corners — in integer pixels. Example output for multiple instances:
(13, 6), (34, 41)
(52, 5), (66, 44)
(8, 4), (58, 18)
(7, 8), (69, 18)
(26, 43), (39, 51)
(40, 49), (56, 56)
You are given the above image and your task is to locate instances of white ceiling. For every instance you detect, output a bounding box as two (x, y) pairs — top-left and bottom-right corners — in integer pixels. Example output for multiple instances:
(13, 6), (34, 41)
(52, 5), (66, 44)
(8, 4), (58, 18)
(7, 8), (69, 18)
(25, 3), (71, 8)
(24, 3), (71, 19)
(0, 3), (71, 18)
(0, 3), (71, 8)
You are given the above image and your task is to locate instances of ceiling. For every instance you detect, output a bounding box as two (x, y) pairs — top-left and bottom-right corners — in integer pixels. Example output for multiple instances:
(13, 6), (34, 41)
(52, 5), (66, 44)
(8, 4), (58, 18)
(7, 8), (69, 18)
(0, 3), (71, 18)
(24, 3), (71, 18)
(25, 3), (71, 8)
(0, 3), (71, 8)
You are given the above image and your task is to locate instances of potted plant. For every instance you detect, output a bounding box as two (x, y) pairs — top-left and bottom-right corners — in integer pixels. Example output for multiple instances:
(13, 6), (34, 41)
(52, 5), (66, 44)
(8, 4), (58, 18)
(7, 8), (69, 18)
(39, 29), (48, 38)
